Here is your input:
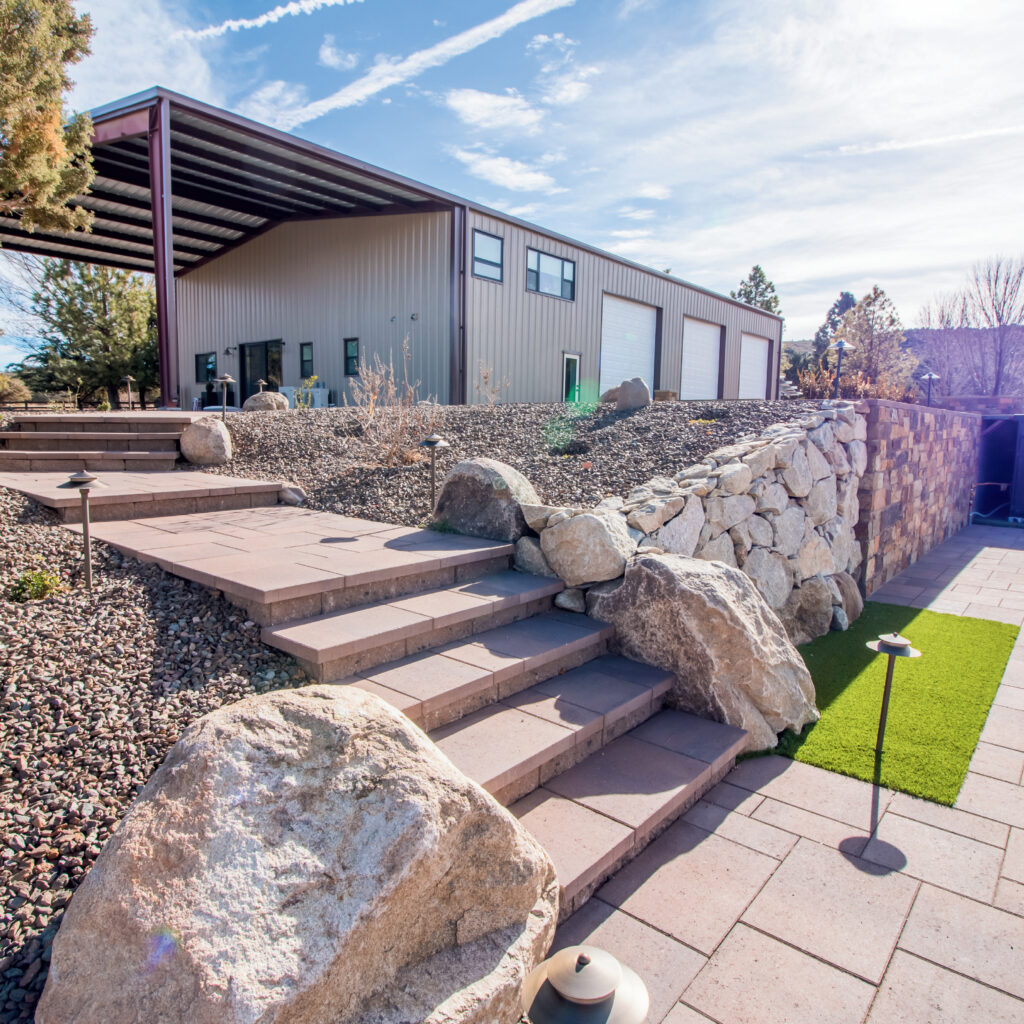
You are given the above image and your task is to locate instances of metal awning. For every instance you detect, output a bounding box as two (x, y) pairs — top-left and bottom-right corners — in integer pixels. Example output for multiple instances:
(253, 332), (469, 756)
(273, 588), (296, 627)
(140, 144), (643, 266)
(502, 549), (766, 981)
(0, 87), (453, 275)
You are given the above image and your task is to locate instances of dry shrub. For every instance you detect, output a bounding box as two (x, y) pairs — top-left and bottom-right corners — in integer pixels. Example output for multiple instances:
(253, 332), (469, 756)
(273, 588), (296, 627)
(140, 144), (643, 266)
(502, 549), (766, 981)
(0, 372), (31, 404)
(796, 365), (916, 402)
(475, 361), (511, 406)
(344, 339), (441, 466)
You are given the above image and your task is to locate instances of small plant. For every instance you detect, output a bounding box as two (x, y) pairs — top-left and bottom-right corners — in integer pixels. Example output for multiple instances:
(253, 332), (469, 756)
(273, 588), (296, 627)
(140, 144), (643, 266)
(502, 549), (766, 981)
(7, 569), (64, 602)
(474, 362), (511, 406)
(294, 374), (319, 410)
(0, 372), (31, 405)
(96, 397), (111, 411)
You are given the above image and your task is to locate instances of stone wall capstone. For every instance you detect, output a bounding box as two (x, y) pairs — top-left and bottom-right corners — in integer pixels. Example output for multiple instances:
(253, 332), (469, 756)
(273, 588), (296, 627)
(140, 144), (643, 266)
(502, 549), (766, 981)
(855, 399), (981, 596)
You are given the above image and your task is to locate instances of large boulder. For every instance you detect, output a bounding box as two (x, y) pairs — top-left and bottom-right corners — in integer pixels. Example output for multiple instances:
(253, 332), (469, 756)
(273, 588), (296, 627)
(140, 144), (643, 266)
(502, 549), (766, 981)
(588, 554), (818, 751)
(652, 495), (705, 556)
(37, 686), (557, 1024)
(743, 546), (792, 609)
(179, 415), (232, 466)
(615, 377), (652, 412)
(540, 511), (638, 586)
(832, 569), (865, 624)
(433, 458), (541, 542)
(242, 390), (289, 412)
(513, 536), (558, 578)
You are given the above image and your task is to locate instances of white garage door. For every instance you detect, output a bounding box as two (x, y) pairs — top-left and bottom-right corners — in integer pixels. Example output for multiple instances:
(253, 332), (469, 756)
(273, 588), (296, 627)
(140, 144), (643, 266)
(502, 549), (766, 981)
(680, 317), (721, 399)
(739, 333), (771, 399)
(600, 295), (657, 395)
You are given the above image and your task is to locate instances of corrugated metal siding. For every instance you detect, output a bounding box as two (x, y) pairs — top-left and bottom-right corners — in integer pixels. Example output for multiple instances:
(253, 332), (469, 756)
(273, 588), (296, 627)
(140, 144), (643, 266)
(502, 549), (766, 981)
(176, 212), (451, 408)
(465, 211), (782, 403)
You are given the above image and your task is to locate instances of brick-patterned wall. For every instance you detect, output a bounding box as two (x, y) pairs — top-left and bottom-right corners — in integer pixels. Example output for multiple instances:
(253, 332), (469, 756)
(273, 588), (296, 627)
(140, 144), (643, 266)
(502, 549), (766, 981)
(936, 395), (1024, 415)
(856, 399), (981, 596)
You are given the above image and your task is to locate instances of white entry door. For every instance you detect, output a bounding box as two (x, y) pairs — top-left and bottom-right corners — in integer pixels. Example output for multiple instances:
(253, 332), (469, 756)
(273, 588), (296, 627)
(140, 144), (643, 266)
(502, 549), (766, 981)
(599, 295), (657, 395)
(680, 317), (721, 399)
(738, 333), (771, 399)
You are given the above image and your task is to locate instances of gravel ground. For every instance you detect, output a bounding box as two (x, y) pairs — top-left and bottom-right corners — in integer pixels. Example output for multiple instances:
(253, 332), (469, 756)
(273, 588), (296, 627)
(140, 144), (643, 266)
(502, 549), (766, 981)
(215, 399), (818, 524)
(0, 490), (307, 1021)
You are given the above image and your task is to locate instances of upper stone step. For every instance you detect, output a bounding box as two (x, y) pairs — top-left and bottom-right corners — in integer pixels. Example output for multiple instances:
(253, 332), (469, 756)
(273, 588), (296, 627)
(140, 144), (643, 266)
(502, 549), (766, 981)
(262, 570), (564, 680)
(0, 432), (180, 452)
(10, 412), (198, 433)
(0, 450), (179, 471)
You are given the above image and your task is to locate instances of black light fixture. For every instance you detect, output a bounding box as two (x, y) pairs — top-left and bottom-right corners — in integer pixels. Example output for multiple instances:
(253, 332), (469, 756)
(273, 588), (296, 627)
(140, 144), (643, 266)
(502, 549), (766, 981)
(256, 378), (268, 393)
(920, 371), (940, 407)
(214, 374), (236, 420)
(829, 338), (854, 399)
(866, 632), (921, 759)
(57, 470), (107, 592)
(121, 375), (136, 412)
(419, 433), (450, 511)
(522, 945), (649, 1024)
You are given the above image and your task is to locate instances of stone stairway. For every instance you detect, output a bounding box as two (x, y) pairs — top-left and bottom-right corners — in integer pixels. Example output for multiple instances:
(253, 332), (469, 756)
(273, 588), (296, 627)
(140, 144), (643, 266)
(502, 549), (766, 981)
(75, 506), (749, 918)
(0, 412), (197, 471)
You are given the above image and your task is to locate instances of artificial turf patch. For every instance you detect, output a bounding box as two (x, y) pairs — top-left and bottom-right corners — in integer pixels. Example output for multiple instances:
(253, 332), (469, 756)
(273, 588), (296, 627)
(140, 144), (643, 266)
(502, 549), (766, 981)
(774, 601), (1018, 805)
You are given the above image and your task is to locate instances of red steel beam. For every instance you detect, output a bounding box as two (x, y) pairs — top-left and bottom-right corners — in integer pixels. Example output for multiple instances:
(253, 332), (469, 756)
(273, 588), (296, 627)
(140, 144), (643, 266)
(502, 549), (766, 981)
(148, 98), (180, 406)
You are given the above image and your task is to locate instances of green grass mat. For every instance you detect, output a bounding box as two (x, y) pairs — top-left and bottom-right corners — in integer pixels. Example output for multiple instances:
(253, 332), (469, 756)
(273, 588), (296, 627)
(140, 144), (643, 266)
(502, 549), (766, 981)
(774, 602), (1019, 805)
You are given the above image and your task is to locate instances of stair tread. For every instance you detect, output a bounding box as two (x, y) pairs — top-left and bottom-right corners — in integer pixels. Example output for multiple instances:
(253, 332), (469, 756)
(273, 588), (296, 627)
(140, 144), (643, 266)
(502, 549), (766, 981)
(0, 449), (177, 458)
(263, 571), (562, 661)
(0, 431), (181, 440)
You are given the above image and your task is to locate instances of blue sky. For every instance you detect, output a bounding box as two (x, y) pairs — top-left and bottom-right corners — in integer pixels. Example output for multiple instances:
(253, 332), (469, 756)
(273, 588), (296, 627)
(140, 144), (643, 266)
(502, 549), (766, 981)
(3, 0), (1023, 368)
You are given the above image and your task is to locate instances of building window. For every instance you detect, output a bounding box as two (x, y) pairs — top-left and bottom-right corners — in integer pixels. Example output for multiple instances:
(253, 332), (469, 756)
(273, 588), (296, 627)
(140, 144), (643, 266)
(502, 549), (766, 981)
(527, 248), (575, 300)
(195, 352), (217, 383)
(472, 230), (503, 282)
(299, 341), (314, 379)
(344, 337), (359, 376)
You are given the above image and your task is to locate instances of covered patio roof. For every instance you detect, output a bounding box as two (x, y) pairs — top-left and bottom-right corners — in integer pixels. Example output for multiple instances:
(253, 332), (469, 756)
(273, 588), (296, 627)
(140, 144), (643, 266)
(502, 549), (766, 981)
(0, 87), (454, 276)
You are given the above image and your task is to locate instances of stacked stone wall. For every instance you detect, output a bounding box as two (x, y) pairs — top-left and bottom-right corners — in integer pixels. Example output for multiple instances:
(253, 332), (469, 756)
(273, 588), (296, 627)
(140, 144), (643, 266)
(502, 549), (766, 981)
(856, 399), (981, 596)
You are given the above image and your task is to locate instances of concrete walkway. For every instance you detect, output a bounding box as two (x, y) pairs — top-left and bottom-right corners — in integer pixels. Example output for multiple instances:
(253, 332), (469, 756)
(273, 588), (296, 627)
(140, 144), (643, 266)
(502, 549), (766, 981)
(553, 524), (1024, 1024)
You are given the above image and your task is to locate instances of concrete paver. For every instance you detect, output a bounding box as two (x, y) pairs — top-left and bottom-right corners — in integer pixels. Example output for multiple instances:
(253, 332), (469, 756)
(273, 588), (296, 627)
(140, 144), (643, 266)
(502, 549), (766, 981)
(742, 838), (918, 984)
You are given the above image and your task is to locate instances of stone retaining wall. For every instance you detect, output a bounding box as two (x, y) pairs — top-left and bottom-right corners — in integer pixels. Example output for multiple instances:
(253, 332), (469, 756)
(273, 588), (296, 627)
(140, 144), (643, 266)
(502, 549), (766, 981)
(519, 401), (868, 645)
(856, 399), (981, 596)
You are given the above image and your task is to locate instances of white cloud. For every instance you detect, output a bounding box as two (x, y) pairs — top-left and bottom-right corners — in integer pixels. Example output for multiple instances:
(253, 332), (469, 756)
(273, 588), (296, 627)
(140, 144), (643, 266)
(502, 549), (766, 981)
(618, 0), (656, 18)
(832, 125), (1024, 157)
(263, 0), (576, 129)
(449, 147), (562, 192)
(69, 0), (220, 109)
(636, 183), (671, 200)
(237, 80), (310, 128)
(609, 229), (652, 239)
(175, 0), (364, 41)
(445, 88), (543, 134)
(539, 65), (599, 105)
(617, 206), (656, 220)
(319, 35), (359, 71)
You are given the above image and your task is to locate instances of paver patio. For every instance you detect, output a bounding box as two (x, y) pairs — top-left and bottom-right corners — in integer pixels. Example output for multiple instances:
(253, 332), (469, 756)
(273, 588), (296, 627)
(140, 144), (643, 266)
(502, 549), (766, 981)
(553, 524), (1024, 1023)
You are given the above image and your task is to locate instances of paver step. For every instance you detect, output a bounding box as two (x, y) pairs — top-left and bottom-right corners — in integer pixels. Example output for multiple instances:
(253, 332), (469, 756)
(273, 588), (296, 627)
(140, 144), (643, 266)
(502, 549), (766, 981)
(10, 413), (196, 433)
(511, 710), (748, 917)
(427, 655), (673, 803)
(263, 571), (565, 680)
(0, 432), (180, 452)
(0, 450), (179, 471)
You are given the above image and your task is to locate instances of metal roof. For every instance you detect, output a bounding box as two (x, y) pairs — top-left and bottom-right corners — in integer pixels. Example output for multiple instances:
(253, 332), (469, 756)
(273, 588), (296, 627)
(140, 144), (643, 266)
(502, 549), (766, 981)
(0, 87), (453, 275)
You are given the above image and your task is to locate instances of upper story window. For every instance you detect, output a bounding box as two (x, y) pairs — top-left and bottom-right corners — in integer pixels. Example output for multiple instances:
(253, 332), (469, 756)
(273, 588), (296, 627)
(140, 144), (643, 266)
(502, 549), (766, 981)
(299, 341), (314, 379)
(527, 248), (575, 301)
(472, 230), (503, 282)
(195, 352), (217, 383)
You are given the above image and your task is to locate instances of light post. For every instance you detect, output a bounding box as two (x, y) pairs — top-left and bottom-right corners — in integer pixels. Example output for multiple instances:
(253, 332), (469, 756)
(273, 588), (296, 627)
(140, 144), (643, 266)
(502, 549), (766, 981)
(419, 433), (450, 512)
(829, 338), (855, 399)
(521, 945), (649, 1024)
(122, 375), (136, 412)
(214, 374), (236, 421)
(920, 371), (940, 407)
(866, 632), (921, 760)
(57, 470), (106, 592)
(256, 378), (267, 393)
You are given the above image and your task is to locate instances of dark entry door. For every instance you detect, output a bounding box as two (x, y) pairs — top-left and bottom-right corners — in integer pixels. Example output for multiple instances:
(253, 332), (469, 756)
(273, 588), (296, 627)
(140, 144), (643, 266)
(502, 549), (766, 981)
(240, 340), (283, 402)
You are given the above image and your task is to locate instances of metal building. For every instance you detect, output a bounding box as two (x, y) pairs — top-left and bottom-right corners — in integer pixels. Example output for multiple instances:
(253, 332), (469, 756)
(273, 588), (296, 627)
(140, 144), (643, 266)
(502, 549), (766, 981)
(0, 88), (783, 408)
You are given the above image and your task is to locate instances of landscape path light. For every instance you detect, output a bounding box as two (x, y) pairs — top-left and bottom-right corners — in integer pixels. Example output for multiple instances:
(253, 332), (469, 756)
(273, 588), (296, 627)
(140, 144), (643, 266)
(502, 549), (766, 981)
(920, 371), (940, 407)
(256, 378), (267, 392)
(122, 375), (135, 412)
(215, 374), (236, 420)
(57, 470), (106, 592)
(419, 433), (449, 512)
(829, 338), (855, 400)
(521, 944), (649, 1024)
(866, 632), (922, 760)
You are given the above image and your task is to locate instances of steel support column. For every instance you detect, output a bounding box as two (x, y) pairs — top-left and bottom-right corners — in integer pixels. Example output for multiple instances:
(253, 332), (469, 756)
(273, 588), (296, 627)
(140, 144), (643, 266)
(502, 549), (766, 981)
(148, 98), (179, 406)
(448, 205), (467, 404)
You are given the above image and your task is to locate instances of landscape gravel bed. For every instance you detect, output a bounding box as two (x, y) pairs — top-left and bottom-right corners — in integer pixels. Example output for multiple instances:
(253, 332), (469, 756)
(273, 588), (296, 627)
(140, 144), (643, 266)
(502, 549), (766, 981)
(0, 489), (306, 1021)
(215, 399), (818, 523)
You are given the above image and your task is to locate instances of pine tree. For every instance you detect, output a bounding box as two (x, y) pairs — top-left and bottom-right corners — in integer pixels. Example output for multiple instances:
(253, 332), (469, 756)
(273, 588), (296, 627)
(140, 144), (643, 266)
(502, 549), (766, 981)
(832, 286), (916, 387)
(813, 291), (857, 361)
(0, 0), (94, 233)
(12, 259), (158, 406)
(731, 265), (782, 316)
